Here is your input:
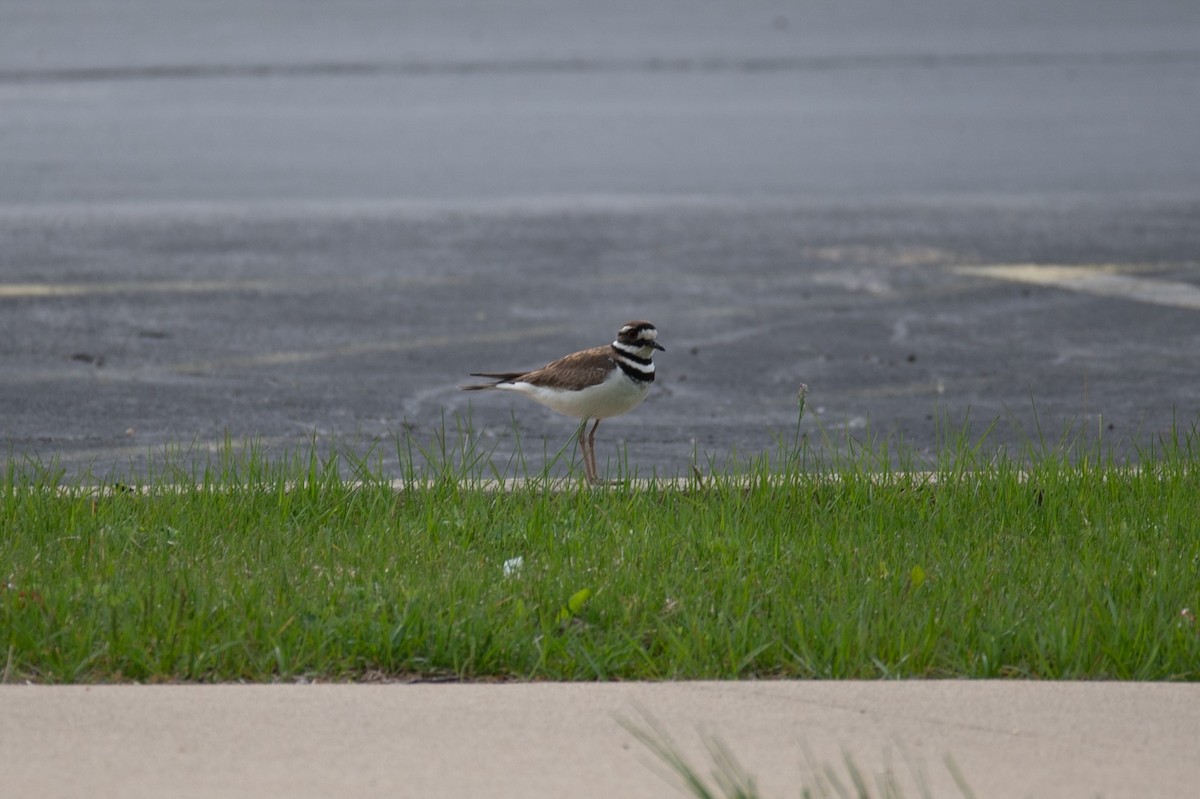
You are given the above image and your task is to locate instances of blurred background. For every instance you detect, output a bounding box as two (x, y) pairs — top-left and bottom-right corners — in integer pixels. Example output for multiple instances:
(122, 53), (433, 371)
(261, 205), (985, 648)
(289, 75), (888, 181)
(3, 1), (1199, 476)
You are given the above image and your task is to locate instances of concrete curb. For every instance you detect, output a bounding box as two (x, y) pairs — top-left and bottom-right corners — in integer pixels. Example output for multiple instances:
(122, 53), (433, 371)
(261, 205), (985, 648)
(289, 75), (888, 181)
(4, 681), (1198, 799)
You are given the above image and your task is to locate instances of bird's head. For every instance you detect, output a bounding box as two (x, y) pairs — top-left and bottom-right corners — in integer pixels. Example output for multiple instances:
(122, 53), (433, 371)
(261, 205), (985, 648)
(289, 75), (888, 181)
(616, 320), (665, 356)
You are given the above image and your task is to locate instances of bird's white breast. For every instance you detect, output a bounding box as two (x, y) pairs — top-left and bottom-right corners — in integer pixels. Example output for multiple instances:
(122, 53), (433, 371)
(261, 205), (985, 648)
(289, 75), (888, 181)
(500, 368), (650, 420)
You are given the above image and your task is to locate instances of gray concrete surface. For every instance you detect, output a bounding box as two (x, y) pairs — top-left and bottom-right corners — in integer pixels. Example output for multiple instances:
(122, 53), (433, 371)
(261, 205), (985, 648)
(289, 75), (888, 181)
(4, 682), (1200, 799)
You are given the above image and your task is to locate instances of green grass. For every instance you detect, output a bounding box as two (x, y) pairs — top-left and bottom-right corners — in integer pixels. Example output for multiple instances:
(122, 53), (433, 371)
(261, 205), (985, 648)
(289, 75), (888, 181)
(2, 415), (1199, 683)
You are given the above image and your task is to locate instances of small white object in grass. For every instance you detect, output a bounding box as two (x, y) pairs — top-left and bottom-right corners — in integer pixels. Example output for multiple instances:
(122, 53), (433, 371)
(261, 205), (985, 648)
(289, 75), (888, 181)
(503, 556), (524, 577)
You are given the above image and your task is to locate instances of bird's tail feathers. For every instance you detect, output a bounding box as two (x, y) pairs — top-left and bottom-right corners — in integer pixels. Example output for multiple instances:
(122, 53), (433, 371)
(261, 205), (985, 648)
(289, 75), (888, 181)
(460, 371), (525, 391)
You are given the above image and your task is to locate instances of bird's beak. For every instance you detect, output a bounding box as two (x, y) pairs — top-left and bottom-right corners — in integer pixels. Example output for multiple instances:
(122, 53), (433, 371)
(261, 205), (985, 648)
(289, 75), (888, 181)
(651, 342), (666, 351)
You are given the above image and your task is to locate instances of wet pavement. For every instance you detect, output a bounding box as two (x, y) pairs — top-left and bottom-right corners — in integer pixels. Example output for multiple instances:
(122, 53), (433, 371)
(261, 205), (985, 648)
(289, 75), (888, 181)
(4, 199), (1198, 478)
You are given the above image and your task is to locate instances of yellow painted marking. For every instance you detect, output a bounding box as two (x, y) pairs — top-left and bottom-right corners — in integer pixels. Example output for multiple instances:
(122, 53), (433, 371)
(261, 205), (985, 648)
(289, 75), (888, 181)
(172, 324), (571, 373)
(0, 280), (271, 298)
(956, 264), (1200, 310)
(0, 275), (458, 299)
(802, 244), (958, 266)
(843, 374), (1000, 401)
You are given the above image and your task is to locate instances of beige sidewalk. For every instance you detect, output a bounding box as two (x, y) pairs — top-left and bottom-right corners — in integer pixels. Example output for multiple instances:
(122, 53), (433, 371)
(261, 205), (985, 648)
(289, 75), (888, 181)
(3, 681), (1198, 798)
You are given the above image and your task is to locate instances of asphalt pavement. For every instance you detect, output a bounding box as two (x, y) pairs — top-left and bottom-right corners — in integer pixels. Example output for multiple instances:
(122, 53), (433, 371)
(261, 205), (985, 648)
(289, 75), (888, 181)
(3, 0), (1200, 479)
(5, 199), (1200, 480)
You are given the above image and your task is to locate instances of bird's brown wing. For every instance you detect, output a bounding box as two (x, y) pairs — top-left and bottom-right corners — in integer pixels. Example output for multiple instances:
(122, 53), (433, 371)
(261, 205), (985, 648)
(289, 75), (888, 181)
(462, 346), (616, 391)
(512, 346), (616, 390)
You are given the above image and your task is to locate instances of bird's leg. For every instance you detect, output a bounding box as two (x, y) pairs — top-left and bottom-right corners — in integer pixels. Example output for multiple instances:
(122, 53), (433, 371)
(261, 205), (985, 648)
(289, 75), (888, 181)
(586, 419), (602, 484)
(577, 419), (596, 484)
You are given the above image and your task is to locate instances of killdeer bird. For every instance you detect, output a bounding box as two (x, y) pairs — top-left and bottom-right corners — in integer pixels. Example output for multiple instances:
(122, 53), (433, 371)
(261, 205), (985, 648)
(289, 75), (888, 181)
(462, 321), (665, 484)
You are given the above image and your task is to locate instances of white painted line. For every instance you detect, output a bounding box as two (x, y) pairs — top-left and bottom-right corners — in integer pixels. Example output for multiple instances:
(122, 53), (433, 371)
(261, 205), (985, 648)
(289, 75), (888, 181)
(956, 264), (1200, 310)
(63, 470), (1087, 498)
